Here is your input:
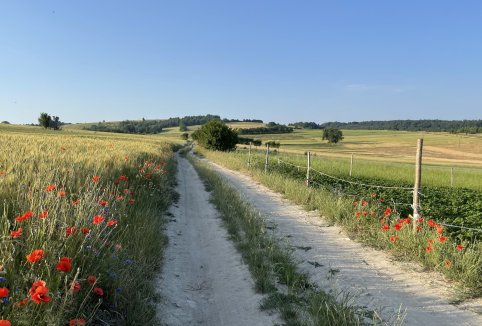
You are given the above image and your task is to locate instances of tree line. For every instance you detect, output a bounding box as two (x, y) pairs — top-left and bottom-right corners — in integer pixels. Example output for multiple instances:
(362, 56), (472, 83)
(320, 119), (482, 134)
(84, 114), (222, 134)
(237, 122), (293, 135)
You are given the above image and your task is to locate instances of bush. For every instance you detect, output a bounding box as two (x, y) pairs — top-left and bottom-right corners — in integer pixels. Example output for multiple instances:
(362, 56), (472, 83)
(191, 120), (238, 151)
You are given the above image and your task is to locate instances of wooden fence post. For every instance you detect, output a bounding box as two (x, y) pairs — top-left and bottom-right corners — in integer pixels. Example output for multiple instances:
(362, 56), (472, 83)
(349, 153), (354, 177)
(248, 142), (252, 167)
(264, 143), (270, 173)
(412, 139), (423, 232)
(305, 151), (311, 186)
(450, 167), (454, 188)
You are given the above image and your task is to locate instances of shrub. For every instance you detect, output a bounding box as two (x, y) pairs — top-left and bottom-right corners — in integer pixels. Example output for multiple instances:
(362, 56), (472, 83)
(191, 120), (238, 151)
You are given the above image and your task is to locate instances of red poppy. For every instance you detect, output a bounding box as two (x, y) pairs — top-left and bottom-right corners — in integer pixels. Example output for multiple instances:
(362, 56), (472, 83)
(0, 170), (6, 175)
(118, 175), (128, 181)
(29, 280), (51, 303)
(39, 211), (49, 219)
(66, 226), (77, 236)
(93, 287), (104, 296)
(353, 201), (358, 206)
(426, 219), (436, 227)
(0, 320), (11, 326)
(371, 193), (377, 197)
(70, 281), (81, 293)
(362, 211), (368, 216)
(99, 200), (108, 206)
(123, 189), (130, 194)
(394, 223), (402, 231)
(87, 275), (97, 285)
(128, 198), (135, 204)
(72, 199), (81, 206)
(26, 249), (44, 263)
(362, 201), (368, 206)
(56, 257), (72, 272)
(427, 239), (435, 244)
(45, 184), (56, 192)
(10, 227), (22, 238)
(355, 212), (361, 218)
(418, 217), (424, 223)
(383, 208), (392, 216)
(116, 196), (124, 201)
(106, 219), (118, 227)
(69, 319), (86, 326)
(456, 244), (464, 251)
(438, 236), (447, 243)
(381, 224), (390, 231)
(81, 227), (90, 234)
(436, 226), (444, 234)
(57, 190), (66, 197)
(14, 298), (28, 307)
(91, 176), (100, 182)
(403, 218), (411, 224)
(124, 156), (129, 161)
(92, 215), (105, 224)
(15, 211), (33, 222)
(389, 235), (398, 243)
(425, 245), (432, 253)
(0, 287), (9, 298)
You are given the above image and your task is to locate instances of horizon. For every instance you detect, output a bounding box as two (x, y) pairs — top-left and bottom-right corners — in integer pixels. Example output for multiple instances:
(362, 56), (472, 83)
(2, 1), (482, 124)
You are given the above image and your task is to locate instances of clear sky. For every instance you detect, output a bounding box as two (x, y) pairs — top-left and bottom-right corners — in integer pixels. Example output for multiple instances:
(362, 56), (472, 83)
(1, 0), (481, 124)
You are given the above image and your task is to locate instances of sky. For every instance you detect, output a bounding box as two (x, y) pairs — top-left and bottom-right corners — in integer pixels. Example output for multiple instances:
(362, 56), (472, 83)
(1, 0), (482, 125)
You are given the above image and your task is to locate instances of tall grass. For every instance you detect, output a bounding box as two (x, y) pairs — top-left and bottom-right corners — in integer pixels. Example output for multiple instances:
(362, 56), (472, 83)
(0, 129), (176, 325)
(196, 147), (482, 299)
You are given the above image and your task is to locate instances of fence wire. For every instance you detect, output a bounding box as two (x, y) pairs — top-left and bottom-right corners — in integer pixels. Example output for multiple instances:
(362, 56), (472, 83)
(274, 157), (482, 234)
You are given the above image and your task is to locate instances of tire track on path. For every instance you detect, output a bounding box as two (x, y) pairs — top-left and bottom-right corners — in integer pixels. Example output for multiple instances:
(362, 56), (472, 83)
(157, 156), (280, 326)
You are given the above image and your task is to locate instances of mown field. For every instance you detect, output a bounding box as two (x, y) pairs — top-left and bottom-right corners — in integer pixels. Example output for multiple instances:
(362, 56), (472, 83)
(0, 124), (176, 325)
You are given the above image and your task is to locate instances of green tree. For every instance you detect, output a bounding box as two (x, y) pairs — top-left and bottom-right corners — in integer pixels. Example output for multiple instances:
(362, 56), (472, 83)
(191, 120), (238, 151)
(180, 132), (189, 140)
(179, 122), (188, 132)
(38, 112), (51, 129)
(322, 128), (344, 144)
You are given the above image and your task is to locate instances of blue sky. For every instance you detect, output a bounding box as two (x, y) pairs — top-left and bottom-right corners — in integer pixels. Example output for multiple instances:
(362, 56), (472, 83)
(1, 0), (481, 124)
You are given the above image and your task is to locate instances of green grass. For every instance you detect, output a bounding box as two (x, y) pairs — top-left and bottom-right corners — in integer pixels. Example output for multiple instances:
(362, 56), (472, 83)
(187, 153), (373, 325)
(195, 147), (482, 299)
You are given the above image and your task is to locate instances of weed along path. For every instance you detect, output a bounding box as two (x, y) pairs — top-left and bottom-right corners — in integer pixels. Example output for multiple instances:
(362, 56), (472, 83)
(157, 156), (280, 325)
(205, 160), (482, 326)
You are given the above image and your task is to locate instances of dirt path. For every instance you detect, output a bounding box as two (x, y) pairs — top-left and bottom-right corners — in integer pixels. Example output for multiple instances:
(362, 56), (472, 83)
(156, 156), (280, 326)
(206, 160), (482, 326)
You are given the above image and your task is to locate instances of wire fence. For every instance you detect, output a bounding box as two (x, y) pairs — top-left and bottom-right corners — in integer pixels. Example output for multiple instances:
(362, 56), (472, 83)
(246, 148), (482, 234)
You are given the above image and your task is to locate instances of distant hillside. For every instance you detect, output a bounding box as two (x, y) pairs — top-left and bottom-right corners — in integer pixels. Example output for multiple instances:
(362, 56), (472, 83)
(83, 114), (221, 134)
(320, 119), (482, 133)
